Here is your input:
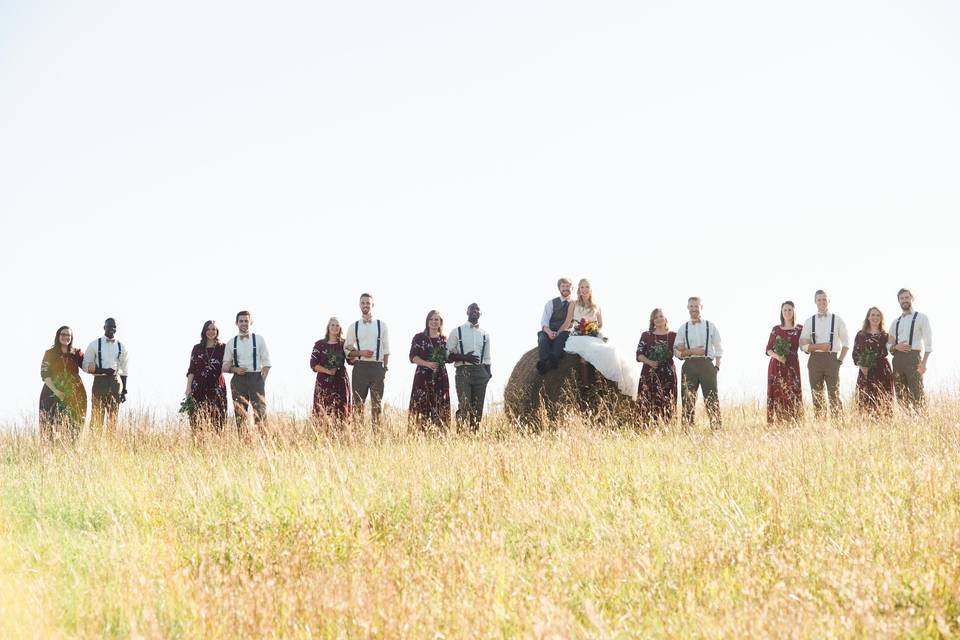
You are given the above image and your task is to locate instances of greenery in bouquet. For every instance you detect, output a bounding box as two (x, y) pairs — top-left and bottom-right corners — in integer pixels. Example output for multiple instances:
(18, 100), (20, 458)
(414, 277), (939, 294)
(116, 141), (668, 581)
(856, 349), (878, 369)
(179, 395), (198, 415)
(647, 341), (671, 363)
(576, 318), (601, 338)
(325, 351), (344, 372)
(773, 336), (792, 359)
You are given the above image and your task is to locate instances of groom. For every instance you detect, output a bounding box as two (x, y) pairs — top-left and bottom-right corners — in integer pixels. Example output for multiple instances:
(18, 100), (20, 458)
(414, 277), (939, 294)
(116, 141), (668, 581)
(536, 278), (573, 374)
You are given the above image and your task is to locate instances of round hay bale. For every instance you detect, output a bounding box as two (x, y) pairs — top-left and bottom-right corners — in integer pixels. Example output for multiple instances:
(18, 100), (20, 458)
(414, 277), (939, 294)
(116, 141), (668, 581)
(504, 348), (638, 427)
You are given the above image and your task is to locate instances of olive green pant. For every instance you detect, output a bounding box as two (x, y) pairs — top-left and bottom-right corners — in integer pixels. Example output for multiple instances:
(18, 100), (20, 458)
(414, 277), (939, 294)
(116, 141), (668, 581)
(91, 374), (122, 432)
(808, 351), (842, 420)
(352, 361), (386, 427)
(454, 365), (491, 431)
(230, 372), (266, 432)
(892, 350), (925, 412)
(680, 358), (721, 428)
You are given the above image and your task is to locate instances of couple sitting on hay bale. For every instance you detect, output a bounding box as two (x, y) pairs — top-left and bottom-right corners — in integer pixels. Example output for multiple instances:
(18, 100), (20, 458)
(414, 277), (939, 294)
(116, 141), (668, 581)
(503, 278), (641, 422)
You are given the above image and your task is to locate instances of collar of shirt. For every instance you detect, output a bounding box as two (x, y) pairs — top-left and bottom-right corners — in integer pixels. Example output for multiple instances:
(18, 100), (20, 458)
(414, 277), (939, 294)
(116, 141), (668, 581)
(689, 319), (703, 325)
(103, 337), (117, 343)
(361, 317), (374, 324)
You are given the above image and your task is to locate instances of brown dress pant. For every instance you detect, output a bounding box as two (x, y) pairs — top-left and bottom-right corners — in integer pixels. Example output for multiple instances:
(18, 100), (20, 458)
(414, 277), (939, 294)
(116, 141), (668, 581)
(91, 374), (122, 432)
(892, 350), (925, 412)
(808, 352), (842, 420)
(230, 372), (266, 432)
(352, 361), (386, 427)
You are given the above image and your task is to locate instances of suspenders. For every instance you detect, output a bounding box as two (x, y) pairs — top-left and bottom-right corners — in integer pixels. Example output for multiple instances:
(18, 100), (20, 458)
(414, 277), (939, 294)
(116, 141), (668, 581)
(457, 326), (487, 364)
(97, 338), (122, 370)
(354, 320), (382, 362)
(811, 315), (836, 350)
(894, 312), (919, 349)
(232, 334), (257, 371)
(684, 321), (710, 356)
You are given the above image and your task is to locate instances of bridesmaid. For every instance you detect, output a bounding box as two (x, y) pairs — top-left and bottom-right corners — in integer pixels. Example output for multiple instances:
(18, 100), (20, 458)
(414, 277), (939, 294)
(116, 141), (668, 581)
(408, 310), (451, 430)
(765, 301), (804, 424)
(853, 307), (894, 418)
(185, 320), (228, 433)
(310, 317), (351, 422)
(635, 308), (677, 425)
(39, 325), (88, 441)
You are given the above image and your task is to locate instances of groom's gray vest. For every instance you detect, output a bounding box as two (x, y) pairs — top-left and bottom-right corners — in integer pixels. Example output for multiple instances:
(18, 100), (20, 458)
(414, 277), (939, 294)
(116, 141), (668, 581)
(548, 297), (570, 332)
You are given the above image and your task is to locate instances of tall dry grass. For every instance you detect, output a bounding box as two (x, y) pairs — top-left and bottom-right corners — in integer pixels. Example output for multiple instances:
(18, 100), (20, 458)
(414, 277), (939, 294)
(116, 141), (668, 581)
(2, 400), (960, 639)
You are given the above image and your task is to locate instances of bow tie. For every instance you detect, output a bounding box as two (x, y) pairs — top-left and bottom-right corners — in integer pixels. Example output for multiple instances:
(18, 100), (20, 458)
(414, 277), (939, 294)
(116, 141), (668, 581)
(362, 319), (373, 324)
(239, 335), (251, 340)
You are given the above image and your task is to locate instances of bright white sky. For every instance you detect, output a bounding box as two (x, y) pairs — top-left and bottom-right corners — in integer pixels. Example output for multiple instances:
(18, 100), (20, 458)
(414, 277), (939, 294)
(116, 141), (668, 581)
(2, 1), (958, 427)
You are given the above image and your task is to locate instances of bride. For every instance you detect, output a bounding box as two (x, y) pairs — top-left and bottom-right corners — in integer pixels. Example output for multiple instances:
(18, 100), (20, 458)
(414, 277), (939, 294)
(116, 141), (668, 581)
(562, 278), (640, 399)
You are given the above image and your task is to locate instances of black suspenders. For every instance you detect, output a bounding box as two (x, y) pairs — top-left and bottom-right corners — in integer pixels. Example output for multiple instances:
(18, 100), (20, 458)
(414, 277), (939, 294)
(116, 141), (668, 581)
(355, 320), (382, 361)
(97, 338), (121, 371)
(685, 322), (709, 355)
(457, 326), (487, 364)
(233, 335), (257, 371)
(895, 312), (919, 348)
(812, 315), (835, 350)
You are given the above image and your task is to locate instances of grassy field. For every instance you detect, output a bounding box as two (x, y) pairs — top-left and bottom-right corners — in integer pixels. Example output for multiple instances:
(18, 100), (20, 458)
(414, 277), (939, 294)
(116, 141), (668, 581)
(2, 402), (960, 639)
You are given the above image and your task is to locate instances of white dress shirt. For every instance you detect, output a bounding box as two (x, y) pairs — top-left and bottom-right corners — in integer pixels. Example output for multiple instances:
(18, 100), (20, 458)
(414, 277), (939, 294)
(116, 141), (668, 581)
(344, 318), (390, 363)
(540, 297), (573, 331)
(83, 337), (129, 375)
(222, 333), (271, 372)
(448, 323), (491, 367)
(889, 311), (933, 353)
(674, 319), (723, 358)
(799, 313), (849, 354)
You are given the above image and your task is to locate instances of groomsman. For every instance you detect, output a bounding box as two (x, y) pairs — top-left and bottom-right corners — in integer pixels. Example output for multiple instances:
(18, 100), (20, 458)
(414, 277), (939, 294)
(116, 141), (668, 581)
(675, 297), (723, 429)
(799, 290), (849, 421)
(345, 293), (390, 427)
(888, 288), (932, 413)
(83, 317), (129, 431)
(537, 277), (573, 374)
(222, 310), (272, 433)
(448, 303), (492, 432)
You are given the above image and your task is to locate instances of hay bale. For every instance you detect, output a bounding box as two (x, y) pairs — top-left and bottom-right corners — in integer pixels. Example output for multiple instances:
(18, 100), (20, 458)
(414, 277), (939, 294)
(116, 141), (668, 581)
(504, 348), (637, 427)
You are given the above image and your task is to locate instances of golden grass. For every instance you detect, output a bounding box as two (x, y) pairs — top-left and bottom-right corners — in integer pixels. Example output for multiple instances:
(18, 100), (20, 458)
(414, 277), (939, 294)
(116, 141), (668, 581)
(2, 401), (960, 639)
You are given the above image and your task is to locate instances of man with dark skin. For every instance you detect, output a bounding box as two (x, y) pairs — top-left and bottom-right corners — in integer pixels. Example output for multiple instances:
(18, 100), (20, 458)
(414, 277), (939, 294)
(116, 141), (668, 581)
(447, 303), (491, 432)
(83, 317), (129, 432)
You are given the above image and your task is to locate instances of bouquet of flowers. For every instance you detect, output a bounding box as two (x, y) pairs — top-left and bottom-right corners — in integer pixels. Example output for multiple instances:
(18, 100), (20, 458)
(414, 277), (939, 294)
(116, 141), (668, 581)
(855, 349), (878, 369)
(429, 345), (448, 380)
(575, 318), (601, 338)
(179, 395), (198, 415)
(773, 336), (792, 359)
(647, 341), (672, 363)
(325, 351), (344, 372)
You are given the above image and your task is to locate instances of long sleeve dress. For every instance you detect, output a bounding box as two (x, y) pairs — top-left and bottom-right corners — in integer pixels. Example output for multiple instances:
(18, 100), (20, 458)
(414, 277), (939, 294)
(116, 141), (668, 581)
(408, 332), (451, 429)
(766, 324), (804, 424)
(186, 343), (228, 431)
(39, 347), (87, 439)
(310, 340), (351, 420)
(636, 331), (677, 424)
(852, 330), (894, 418)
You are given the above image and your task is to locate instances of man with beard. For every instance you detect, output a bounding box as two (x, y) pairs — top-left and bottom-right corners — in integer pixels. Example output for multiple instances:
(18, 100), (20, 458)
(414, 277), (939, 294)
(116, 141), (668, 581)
(344, 293), (390, 428)
(675, 297), (723, 430)
(799, 290), (850, 421)
(888, 288), (933, 413)
(537, 278), (573, 373)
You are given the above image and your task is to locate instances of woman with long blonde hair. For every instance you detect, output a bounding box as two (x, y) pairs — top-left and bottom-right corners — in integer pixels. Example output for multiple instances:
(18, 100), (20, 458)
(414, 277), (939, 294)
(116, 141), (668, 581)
(310, 317), (351, 422)
(561, 278), (640, 403)
(852, 307), (894, 418)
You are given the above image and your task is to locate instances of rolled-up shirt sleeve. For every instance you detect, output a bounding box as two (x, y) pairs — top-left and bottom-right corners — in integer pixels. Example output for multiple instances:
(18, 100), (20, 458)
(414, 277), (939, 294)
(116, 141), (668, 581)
(82, 343), (96, 371)
(117, 345), (129, 376)
(711, 323), (723, 358)
(380, 323), (390, 357)
(344, 323), (358, 353)
(258, 337), (271, 368)
(222, 341), (234, 371)
(836, 317), (850, 350)
(921, 315), (933, 353)
(540, 301), (553, 331)
(798, 320), (813, 353)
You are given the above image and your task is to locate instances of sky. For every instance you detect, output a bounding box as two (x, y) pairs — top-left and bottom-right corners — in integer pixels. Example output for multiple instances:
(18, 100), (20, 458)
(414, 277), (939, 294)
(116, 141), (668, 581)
(1, 0), (958, 427)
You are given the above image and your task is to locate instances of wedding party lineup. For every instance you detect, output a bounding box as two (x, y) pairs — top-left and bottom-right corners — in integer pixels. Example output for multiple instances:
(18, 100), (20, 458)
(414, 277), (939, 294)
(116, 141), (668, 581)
(36, 279), (932, 440)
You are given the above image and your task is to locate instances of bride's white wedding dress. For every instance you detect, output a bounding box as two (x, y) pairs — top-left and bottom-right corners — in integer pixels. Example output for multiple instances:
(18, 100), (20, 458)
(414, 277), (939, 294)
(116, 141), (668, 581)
(563, 303), (641, 399)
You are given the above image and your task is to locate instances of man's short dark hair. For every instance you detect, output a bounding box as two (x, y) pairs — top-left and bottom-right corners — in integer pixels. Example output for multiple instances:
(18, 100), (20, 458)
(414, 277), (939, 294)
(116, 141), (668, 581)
(360, 293), (373, 300)
(814, 289), (827, 298)
(235, 310), (251, 322)
(897, 288), (913, 298)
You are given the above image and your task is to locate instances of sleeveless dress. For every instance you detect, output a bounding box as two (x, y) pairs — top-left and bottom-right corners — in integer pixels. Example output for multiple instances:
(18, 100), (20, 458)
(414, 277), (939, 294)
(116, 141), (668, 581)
(563, 304), (641, 399)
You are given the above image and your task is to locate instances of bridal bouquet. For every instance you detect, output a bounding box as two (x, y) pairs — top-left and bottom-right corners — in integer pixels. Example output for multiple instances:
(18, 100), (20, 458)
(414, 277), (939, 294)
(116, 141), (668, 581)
(574, 318), (601, 338)
(773, 336), (792, 359)
(647, 341), (672, 363)
(429, 345), (448, 379)
(855, 349), (878, 369)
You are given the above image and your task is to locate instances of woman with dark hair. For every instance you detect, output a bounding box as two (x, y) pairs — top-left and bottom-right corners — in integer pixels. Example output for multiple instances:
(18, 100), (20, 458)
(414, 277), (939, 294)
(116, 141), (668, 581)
(853, 307), (894, 418)
(310, 317), (351, 422)
(408, 310), (451, 430)
(39, 326), (87, 441)
(185, 320), (228, 432)
(765, 301), (804, 424)
(635, 309), (677, 425)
